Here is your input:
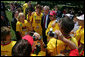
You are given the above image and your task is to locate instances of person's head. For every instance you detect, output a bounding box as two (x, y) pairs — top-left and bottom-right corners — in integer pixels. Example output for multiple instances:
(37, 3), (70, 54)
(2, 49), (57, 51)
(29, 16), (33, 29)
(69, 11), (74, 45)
(27, 1), (31, 7)
(18, 13), (25, 22)
(1, 26), (11, 41)
(73, 15), (78, 23)
(1, 11), (5, 20)
(17, 8), (23, 13)
(27, 8), (32, 16)
(59, 17), (74, 36)
(49, 11), (56, 20)
(12, 39), (32, 56)
(36, 4), (42, 14)
(54, 5), (58, 11)
(43, 6), (50, 15)
(76, 14), (84, 27)
(14, 11), (19, 18)
(65, 14), (74, 20)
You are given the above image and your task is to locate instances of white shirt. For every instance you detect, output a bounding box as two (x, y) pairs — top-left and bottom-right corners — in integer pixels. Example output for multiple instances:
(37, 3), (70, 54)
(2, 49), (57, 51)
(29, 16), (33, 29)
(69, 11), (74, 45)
(45, 15), (49, 29)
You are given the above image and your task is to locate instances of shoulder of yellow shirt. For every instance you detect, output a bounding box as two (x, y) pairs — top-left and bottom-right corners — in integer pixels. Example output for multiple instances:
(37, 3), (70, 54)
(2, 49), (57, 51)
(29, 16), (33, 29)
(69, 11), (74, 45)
(80, 28), (84, 44)
(70, 37), (78, 47)
(47, 37), (78, 51)
(11, 41), (16, 45)
(32, 12), (43, 16)
(17, 20), (28, 23)
(16, 21), (21, 25)
(46, 20), (59, 36)
(1, 41), (16, 46)
(48, 20), (56, 28)
(24, 20), (28, 23)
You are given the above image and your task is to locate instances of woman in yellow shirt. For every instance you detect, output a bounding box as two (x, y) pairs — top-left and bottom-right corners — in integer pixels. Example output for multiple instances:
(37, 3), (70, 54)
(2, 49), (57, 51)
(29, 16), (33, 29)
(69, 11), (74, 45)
(31, 4), (43, 36)
(47, 17), (78, 56)
(16, 13), (29, 37)
(75, 14), (84, 56)
(1, 26), (16, 56)
(46, 11), (60, 42)
(26, 8), (33, 32)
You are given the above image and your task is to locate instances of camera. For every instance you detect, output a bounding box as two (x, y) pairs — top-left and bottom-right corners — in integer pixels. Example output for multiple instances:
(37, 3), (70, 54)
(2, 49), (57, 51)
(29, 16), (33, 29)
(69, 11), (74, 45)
(33, 35), (42, 41)
(48, 28), (57, 38)
(36, 42), (41, 55)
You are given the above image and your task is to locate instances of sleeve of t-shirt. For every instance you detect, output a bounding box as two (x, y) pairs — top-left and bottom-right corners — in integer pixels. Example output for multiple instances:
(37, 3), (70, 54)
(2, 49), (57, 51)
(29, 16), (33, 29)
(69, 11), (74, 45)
(80, 31), (84, 44)
(71, 37), (78, 47)
(47, 38), (65, 53)
(46, 22), (52, 36)
(16, 22), (20, 32)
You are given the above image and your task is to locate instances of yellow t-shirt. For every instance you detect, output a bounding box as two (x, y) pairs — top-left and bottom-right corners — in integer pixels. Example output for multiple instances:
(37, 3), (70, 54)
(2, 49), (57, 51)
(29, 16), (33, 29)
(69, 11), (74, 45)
(27, 14), (32, 21)
(46, 20), (60, 41)
(32, 12), (43, 36)
(16, 20), (29, 36)
(75, 26), (84, 44)
(47, 37), (78, 56)
(26, 14), (33, 31)
(31, 51), (46, 56)
(22, 3), (28, 15)
(1, 41), (16, 56)
(38, 51), (46, 56)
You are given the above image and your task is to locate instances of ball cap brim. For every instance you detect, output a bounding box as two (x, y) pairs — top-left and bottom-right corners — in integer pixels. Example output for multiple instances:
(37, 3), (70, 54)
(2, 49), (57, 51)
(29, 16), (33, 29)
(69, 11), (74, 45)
(77, 14), (84, 20)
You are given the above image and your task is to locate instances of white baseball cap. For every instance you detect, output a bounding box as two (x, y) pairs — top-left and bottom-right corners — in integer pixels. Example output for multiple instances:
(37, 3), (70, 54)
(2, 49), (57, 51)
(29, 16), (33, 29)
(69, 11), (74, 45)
(77, 14), (84, 20)
(65, 14), (71, 17)
(65, 14), (74, 19)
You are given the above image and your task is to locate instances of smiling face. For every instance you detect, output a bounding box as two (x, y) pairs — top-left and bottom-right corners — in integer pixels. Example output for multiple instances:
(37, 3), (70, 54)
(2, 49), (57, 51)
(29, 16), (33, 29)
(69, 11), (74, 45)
(73, 17), (77, 23)
(6, 34), (11, 41)
(15, 11), (19, 18)
(49, 15), (54, 20)
(19, 15), (25, 22)
(18, 13), (25, 22)
(43, 8), (49, 15)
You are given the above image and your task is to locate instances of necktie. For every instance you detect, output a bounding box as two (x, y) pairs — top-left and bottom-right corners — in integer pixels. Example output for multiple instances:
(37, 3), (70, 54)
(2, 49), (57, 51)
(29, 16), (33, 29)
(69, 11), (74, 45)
(44, 15), (46, 28)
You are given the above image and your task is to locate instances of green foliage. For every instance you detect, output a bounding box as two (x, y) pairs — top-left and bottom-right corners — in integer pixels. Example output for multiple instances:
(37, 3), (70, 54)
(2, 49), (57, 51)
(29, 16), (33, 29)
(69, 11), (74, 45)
(6, 10), (16, 40)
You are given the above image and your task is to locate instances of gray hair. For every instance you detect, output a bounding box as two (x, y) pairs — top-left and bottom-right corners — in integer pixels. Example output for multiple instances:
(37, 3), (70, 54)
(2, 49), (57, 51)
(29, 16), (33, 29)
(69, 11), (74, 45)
(18, 12), (24, 20)
(43, 6), (50, 10)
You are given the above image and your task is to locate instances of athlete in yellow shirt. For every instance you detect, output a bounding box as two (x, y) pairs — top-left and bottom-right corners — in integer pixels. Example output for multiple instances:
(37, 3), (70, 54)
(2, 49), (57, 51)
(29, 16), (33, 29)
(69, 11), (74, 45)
(1, 26), (16, 56)
(47, 17), (78, 56)
(75, 14), (84, 56)
(26, 8), (33, 32)
(46, 11), (59, 42)
(1, 41), (16, 56)
(31, 5), (43, 36)
(16, 13), (29, 37)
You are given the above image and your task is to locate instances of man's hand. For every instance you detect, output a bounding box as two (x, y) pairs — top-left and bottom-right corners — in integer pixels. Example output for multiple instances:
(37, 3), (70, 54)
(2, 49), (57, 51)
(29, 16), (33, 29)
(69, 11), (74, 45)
(55, 30), (64, 41)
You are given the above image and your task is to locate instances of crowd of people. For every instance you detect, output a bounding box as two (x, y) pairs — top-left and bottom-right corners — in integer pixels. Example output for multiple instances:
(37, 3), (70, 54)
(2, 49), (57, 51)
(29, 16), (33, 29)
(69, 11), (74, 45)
(1, 1), (84, 56)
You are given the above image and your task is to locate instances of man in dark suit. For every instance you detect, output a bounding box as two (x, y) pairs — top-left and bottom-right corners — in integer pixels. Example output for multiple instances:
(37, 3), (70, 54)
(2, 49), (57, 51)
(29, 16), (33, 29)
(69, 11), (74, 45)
(41, 6), (51, 46)
(1, 2), (10, 27)
(11, 11), (22, 41)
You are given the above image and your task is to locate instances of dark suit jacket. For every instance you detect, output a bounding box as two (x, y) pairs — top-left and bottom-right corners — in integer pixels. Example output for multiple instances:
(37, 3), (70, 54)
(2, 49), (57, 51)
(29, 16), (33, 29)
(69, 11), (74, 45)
(41, 13), (51, 30)
(11, 18), (17, 32)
